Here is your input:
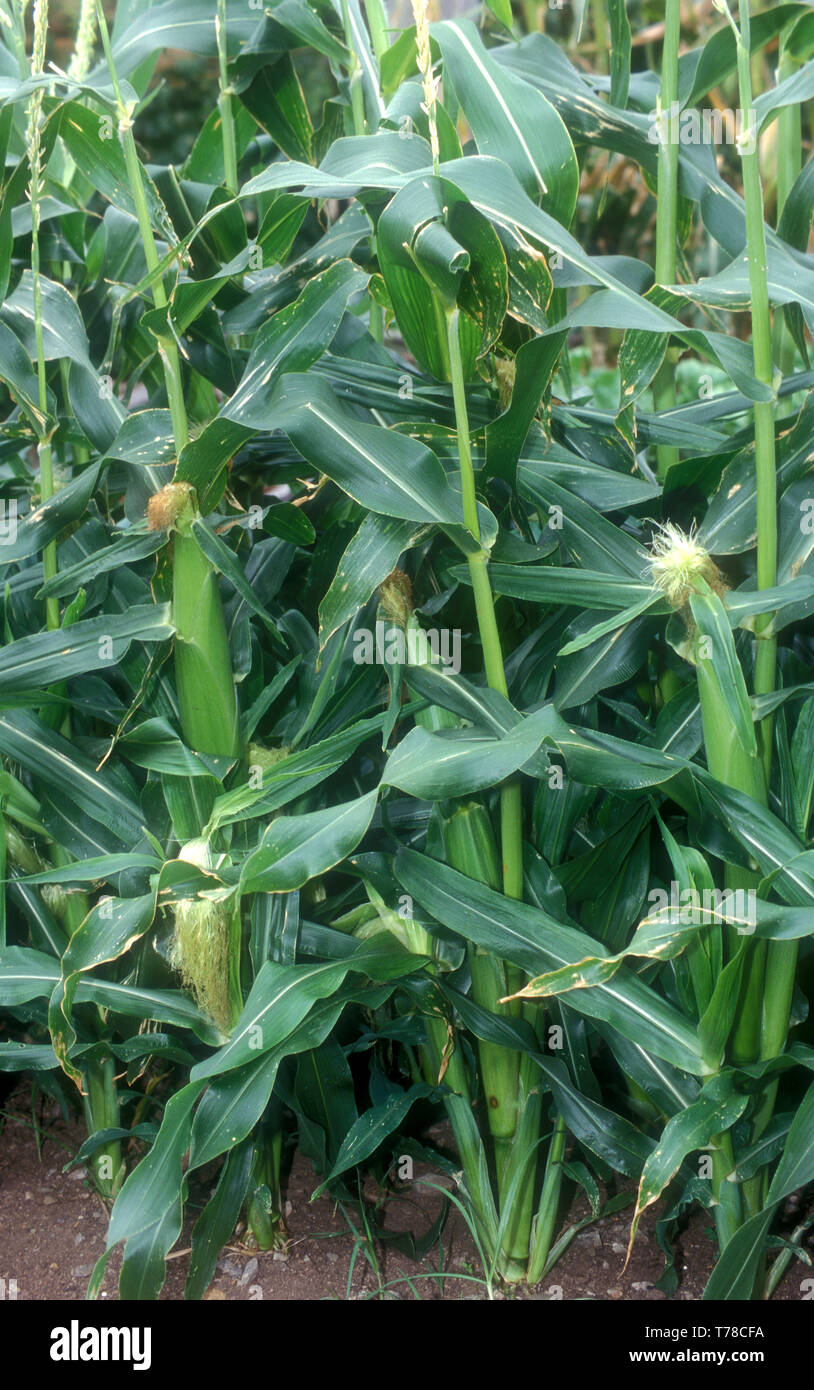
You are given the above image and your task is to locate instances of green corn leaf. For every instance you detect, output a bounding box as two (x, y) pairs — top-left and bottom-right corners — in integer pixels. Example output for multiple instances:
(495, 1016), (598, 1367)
(0, 605), (173, 694)
(382, 704), (559, 799)
(432, 20), (579, 221)
(59, 101), (175, 239)
(312, 1081), (440, 1195)
(480, 566), (654, 610)
(0, 713), (146, 844)
(184, 1138), (254, 1300)
(1, 272), (94, 370)
(319, 514), (428, 651)
(239, 790), (379, 893)
(689, 588), (758, 758)
(191, 940), (425, 1081)
(108, 0), (261, 75)
(37, 527), (164, 598)
(517, 473), (649, 576)
(0, 320), (53, 428)
(395, 848), (703, 1074)
(220, 259), (369, 430)
(377, 174), (508, 380)
(607, 0), (632, 109)
(703, 1079), (814, 1298)
(106, 1080), (206, 1297)
(627, 1073), (749, 1261)
(49, 893), (157, 1084)
(253, 373), (480, 530)
(445, 987), (653, 1177)
(1, 463), (105, 568)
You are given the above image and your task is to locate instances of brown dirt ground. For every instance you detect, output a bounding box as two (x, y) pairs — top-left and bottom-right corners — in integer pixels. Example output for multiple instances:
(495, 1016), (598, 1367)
(0, 1078), (810, 1302)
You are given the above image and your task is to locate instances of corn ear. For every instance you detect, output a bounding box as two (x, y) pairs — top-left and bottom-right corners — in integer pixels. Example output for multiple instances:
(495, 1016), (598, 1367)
(688, 584), (764, 1070)
(149, 484), (241, 758)
(406, 613), (458, 731)
(169, 839), (242, 1037)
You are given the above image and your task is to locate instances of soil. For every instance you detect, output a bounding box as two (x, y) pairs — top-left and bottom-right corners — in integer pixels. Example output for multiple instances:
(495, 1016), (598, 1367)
(0, 1079), (810, 1302)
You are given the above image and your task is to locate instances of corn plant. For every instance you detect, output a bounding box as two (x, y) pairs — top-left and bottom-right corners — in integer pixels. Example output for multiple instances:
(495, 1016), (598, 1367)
(0, 0), (814, 1303)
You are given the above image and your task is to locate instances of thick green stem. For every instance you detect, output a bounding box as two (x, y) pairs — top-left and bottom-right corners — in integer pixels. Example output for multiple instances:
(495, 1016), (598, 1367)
(94, 0), (188, 455)
(654, 0), (681, 479)
(736, 3), (777, 773)
(521, 0), (540, 35)
(445, 308), (525, 908)
(496, 1078), (543, 1281)
(684, 1), (779, 1095)
(57, 861), (122, 1203)
(32, 332), (57, 631)
(364, 0), (389, 63)
(246, 1104), (286, 1250)
(445, 311), (508, 684)
(735, 3), (797, 1108)
(445, 305), (542, 1274)
(424, 1015), (497, 1254)
(216, 0), (238, 197)
(710, 1129), (742, 1249)
(83, 1053), (123, 1200)
(772, 39), (800, 379)
(340, 0), (367, 136)
(590, 0), (607, 71)
(527, 1113), (566, 1284)
(25, 9), (59, 632)
(695, 655), (765, 1068)
(98, 0), (238, 772)
(443, 804), (520, 1182)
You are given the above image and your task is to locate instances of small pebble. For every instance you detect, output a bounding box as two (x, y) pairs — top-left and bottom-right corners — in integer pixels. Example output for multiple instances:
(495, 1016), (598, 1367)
(576, 1230), (602, 1248)
(606, 1287), (624, 1300)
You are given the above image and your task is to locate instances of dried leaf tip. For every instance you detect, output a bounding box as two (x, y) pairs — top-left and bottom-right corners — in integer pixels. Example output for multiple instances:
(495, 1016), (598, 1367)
(379, 568), (414, 627)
